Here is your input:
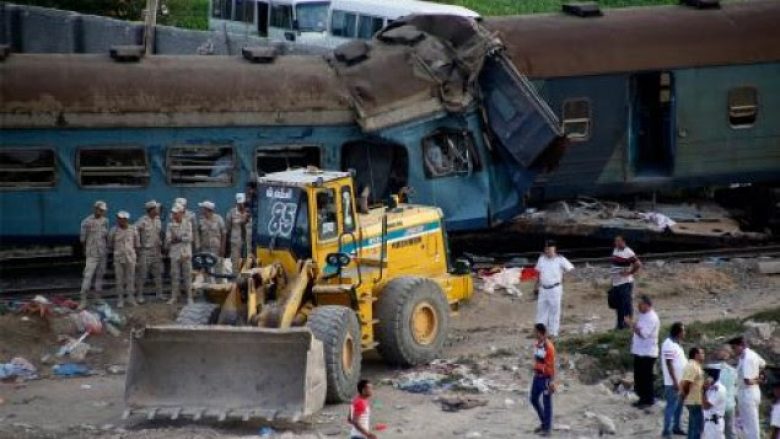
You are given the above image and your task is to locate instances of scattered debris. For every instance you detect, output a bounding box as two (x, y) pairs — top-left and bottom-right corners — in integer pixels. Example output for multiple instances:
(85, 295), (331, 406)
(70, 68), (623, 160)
(107, 365), (126, 375)
(585, 411), (617, 435)
(478, 268), (524, 296)
(393, 359), (501, 395)
(437, 395), (488, 412)
(0, 357), (37, 381)
(743, 320), (777, 342)
(52, 363), (91, 377)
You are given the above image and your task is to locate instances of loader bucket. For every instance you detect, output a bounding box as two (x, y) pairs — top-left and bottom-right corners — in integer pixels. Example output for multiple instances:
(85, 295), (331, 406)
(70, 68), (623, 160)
(124, 325), (326, 422)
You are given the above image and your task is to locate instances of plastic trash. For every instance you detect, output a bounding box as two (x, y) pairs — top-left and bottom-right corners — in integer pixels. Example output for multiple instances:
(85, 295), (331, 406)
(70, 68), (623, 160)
(258, 426), (275, 438)
(0, 357), (38, 381)
(72, 310), (102, 334)
(93, 303), (125, 327)
(57, 332), (90, 357)
(52, 363), (91, 377)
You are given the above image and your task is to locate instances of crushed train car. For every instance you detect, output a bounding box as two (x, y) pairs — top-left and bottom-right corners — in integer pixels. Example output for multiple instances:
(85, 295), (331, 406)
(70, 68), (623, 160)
(0, 15), (561, 247)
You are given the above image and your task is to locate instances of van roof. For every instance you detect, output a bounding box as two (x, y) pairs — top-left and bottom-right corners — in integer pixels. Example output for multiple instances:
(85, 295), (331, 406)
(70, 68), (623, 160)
(275, 0), (479, 18)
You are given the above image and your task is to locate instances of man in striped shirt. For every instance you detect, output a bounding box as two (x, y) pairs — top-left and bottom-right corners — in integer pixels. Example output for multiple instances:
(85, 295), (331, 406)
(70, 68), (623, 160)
(608, 235), (642, 330)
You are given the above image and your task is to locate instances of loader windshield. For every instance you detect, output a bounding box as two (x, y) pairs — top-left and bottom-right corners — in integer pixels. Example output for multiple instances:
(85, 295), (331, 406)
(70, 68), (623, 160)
(256, 184), (311, 258)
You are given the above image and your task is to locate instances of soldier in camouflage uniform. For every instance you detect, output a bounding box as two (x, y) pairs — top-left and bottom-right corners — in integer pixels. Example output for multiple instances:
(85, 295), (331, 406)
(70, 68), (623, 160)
(108, 211), (140, 308)
(226, 193), (252, 275)
(78, 200), (109, 309)
(166, 204), (193, 304)
(135, 200), (164, 301)
(173, 197), (199, 253)
(197, 200), (225, 281)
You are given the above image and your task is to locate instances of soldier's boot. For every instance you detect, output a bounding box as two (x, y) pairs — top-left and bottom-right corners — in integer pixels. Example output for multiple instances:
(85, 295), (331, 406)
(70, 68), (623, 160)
(136, 293), (145, 304)
(77, 291), (89, 310)
(167, 286), (179, 305)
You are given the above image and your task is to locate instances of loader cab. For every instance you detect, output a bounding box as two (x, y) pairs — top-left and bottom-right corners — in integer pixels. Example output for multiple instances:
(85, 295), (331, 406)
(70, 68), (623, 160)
(255, 168), (357, 275)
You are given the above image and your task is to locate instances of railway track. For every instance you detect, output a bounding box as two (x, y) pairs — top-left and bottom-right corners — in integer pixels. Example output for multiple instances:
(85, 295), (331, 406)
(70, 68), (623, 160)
(1, 243), (778, 302)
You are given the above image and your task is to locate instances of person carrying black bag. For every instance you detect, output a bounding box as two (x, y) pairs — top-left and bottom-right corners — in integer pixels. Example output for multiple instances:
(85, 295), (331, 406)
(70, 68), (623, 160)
(607, 235), (642, 330)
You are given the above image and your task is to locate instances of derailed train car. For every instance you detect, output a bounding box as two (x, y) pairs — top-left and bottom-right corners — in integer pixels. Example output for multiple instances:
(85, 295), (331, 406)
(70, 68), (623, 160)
(486, 0), (780, 215)
(0, 16), (561, 246)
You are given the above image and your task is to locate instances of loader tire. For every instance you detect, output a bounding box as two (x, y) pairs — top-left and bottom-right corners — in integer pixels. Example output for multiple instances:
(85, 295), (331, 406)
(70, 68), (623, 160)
(175, 303), (220, 325)
(376, 277), (450, 367)
(307, 305), (361, 403)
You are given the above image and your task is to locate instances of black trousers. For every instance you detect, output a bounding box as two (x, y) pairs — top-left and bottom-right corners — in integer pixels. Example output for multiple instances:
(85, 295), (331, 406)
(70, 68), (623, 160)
(633, 354), (656, 404)
(613, 282), (634, 329)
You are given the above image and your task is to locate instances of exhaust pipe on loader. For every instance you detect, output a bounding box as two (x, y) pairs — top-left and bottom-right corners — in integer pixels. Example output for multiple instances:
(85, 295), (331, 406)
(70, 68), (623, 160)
(124, 325), (326, 422)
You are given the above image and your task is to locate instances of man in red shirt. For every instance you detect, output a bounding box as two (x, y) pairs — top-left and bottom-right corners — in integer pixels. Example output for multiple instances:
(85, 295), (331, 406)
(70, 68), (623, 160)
(530, 323), (556, 436)
(349, 379), (377, 439)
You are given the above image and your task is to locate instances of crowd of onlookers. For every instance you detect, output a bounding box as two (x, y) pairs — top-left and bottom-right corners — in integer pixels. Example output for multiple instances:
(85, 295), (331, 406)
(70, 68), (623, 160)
(529, 235), (777, 438)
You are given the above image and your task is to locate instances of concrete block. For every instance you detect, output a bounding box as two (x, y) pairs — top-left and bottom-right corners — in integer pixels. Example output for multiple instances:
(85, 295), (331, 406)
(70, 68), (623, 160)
(80, 14), (141, 54)
(18, 5), (77, 53)
(756, 260), (780, 275)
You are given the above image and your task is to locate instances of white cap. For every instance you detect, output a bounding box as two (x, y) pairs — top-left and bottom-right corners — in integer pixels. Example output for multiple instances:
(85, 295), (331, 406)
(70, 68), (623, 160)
(175, 197), (187, 207)
(144, 200), (159, 209)
(94, 200), (107, 211)
(235, 193), (246, 204)
(171, 205), (184, 214)
(117, 211), (130, 219)
(198, 200), (215, 210)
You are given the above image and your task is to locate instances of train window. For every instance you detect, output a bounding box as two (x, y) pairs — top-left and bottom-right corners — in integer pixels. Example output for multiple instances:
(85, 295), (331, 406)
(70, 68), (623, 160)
(422, 128), (480, 179)
(357, 15), (384, 40)
(255, 146), (321, 176)
(562, 98), (591, 141)
(233, 0), (255, 23)
(331, 10), (357, 38)
(728, 87), (758, 128)
(270, 3), (293, 29)
(78, 148), (149, 188)
(167, 145), (235, 186)
(0, 149), (56, 189)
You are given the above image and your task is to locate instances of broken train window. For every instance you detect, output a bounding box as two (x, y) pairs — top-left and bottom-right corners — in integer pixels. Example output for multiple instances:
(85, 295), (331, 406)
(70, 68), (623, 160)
(0, 148), (56, 189)
(167, 145), (235, 187)
(255, 146), (321, 176)
(562, 98), (591, 141)
(341, 139), (408, 205)
(422, 129), (480, 179)
(728, 86), (758, 128)
(78, 147), (149, 188)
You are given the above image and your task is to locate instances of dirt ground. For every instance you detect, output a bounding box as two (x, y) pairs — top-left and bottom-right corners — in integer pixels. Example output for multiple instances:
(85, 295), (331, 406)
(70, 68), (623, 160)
(0, 258), (778, 439)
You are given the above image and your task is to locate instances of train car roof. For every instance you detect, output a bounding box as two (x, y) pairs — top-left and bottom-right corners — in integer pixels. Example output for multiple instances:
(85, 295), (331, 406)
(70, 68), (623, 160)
(0, 54), (354, 128)
(484, 0), (780, 78)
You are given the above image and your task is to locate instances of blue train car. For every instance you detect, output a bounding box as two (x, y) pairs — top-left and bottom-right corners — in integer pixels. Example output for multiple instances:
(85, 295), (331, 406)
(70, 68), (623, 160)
(486, 0), (780, 204)
(0, 17), (561, 246)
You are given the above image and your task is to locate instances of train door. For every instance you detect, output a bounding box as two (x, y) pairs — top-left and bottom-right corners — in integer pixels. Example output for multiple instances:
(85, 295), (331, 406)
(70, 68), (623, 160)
(631, 71), (675, 176)
(257, 0), (269, 36)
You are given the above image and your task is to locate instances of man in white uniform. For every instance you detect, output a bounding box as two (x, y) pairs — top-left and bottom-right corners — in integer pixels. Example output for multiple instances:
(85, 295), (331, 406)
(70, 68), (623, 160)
(702, 365), (727, 439)
(533, 240), (574, 338)
(628, 295), (660, 408)
(728, 336), (766, 439)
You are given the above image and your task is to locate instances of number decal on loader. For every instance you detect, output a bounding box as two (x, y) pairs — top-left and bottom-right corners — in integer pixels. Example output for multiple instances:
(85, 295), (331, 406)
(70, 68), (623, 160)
(268, 201), (297, 237)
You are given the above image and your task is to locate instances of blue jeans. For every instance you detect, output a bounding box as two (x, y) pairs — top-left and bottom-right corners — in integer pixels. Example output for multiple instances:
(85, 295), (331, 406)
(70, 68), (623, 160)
(662, 386), (683, 435)
(686, 405), (703, 439)
(530, 375), (552, 431)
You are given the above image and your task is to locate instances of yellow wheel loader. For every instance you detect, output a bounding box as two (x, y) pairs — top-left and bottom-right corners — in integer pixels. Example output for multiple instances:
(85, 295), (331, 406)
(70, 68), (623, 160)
(124, 168), (473, 422)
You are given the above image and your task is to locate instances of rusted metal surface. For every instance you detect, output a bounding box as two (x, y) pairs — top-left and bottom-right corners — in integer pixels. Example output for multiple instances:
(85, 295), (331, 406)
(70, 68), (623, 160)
(0, 54), (353, 128)
(485, 0), (780, 78)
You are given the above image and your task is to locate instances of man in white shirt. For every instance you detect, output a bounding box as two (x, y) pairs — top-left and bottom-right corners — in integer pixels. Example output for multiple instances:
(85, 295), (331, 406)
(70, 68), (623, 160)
(628, 295), (660, 408)
(661, 322), (687, 438)
(608, 235), (642, 330)
(728, 336), (766, 439)
(702, 365), (727, 439)
(533, 240), (574, 338)
(770, 381), (780, 439)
